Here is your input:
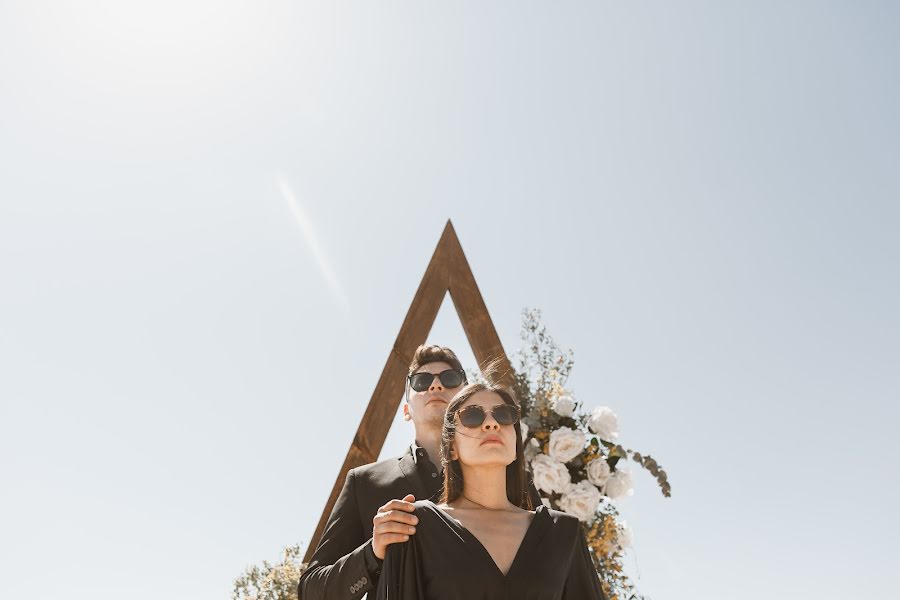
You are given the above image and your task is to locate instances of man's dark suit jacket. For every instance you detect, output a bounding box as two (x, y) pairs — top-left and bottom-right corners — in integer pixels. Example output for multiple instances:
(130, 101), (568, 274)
(298, 446), (541, 600)
(298, 446), (437, 600)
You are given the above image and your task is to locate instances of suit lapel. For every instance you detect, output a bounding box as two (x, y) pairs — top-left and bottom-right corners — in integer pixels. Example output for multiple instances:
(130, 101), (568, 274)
(397, 449), (429, 500)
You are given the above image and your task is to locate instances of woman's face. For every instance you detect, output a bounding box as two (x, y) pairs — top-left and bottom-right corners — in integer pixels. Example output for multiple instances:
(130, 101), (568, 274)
(450, 390), (518, 469)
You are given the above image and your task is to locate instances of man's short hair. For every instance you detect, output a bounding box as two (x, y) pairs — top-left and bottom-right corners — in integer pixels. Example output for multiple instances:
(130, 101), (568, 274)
(408, 344), (464, 375)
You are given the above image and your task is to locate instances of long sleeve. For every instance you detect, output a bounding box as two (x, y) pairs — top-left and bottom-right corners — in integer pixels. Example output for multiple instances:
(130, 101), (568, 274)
(375, 536), (424, 600)
(562, 526), (606, 600)
(299, 470), (377, 600)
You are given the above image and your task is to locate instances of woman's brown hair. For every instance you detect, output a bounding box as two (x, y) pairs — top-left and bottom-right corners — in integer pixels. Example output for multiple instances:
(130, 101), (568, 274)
(438, 381), (533, 510)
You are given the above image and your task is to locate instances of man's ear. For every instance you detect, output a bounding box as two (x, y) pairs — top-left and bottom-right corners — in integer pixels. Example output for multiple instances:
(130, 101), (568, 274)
(403, 403), (412, 421)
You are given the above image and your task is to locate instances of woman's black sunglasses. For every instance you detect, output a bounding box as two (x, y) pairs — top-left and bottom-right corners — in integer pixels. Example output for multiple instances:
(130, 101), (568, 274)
(408, 369), (467, 392)
(457, 404), (520, 428)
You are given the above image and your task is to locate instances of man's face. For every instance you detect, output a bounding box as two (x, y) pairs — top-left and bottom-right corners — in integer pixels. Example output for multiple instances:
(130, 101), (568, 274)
(404, 361), (464, 430)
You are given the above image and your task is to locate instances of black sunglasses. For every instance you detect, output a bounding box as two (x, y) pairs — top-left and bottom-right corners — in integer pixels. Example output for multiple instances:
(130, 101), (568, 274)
(408, 369), (467, 392)
(456, 404), (520, 428)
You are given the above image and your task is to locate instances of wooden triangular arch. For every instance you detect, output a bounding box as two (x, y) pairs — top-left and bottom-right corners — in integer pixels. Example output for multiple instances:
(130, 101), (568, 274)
(304, 219), (513, 561)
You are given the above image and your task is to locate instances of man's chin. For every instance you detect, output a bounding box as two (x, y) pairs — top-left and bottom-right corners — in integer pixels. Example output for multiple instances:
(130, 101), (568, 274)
(422, 409), (447, 429)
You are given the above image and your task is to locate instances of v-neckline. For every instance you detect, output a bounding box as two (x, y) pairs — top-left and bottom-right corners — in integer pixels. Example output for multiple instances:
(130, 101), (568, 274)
(429, 501), (546, 579)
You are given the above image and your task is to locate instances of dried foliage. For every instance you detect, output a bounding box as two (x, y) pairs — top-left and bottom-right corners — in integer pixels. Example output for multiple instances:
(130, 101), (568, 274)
(232, 545), (306, 600)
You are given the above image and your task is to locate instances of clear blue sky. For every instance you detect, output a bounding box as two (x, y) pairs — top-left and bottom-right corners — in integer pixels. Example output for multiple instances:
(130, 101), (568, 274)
(1, 2), (898, 598)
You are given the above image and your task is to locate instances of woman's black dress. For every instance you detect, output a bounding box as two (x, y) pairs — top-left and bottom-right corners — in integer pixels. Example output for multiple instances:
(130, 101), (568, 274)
(375, 500), (606, 600)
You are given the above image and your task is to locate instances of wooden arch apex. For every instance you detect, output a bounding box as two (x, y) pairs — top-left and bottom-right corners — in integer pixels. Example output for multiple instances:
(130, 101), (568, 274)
(303, 219), (513, 562)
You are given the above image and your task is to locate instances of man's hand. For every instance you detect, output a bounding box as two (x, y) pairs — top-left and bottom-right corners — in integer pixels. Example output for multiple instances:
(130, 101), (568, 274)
(372, 494), (418, 560)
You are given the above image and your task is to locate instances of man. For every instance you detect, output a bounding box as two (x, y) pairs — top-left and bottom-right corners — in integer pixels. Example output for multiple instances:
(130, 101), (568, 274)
(297, 345), (470, 600)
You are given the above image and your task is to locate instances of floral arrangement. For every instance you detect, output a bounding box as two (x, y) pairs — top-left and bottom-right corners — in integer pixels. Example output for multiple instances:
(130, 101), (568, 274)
(233, 544), (305, 600)
(511, 309), (671, 600)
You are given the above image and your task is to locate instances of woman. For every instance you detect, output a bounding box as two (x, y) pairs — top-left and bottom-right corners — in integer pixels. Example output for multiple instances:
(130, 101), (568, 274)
(376, 380), (606, 599)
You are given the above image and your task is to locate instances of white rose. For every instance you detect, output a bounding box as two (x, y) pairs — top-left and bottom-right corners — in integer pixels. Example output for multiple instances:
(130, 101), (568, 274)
(616, 521), (634, 550)
(587, 407), (619, 441)
(548, 427), (585, 463)
(530, 454), (572, 495)
(586, 456), (611, 487)
(552, 395), (576, 418)
(519, 421), (529, 440)
(558, 480), (602, 522)
(604, 469), (634, 500)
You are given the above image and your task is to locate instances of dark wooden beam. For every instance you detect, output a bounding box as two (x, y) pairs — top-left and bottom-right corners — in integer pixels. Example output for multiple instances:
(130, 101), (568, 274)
(443, 222), (514, 388)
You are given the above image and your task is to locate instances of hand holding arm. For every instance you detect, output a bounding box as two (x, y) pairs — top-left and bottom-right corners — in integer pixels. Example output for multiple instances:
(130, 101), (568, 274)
(372, 495), (418, 560)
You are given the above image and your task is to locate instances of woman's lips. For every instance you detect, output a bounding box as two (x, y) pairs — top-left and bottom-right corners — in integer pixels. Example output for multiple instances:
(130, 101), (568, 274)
(481, 435), (503, 445)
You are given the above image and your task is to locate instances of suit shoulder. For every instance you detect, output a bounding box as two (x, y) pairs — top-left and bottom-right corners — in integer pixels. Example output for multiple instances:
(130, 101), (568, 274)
(348, 454), (406, 484)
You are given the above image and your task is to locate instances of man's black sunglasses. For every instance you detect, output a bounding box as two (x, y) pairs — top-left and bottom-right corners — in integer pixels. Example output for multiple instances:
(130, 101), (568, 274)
(408, 369), (467, 392)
